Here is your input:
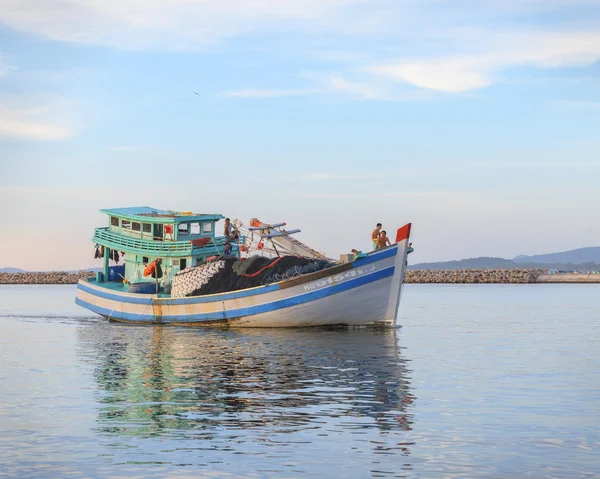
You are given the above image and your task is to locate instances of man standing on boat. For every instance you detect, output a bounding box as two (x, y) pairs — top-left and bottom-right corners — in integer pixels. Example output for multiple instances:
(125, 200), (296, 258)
(372, 223), (382, 250)
(376, 231), (391, 249)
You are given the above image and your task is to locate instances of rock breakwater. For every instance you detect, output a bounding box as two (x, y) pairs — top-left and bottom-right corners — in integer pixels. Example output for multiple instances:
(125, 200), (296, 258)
(0, 269), (546, 285)
(405, 269), (543, 283)
(0, 271), (96, 285)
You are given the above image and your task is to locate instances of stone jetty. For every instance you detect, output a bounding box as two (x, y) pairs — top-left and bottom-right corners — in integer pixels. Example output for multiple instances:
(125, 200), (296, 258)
(0, 271), (96, 285)
(536, 273), (600, 283)
(0, 268), (547, 285)
(2, 269), (597, 285)
(404, 268), (544, 284)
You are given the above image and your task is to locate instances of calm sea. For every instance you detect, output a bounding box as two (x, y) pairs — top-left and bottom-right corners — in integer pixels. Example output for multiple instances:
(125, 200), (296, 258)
(1, 284), (599, 478)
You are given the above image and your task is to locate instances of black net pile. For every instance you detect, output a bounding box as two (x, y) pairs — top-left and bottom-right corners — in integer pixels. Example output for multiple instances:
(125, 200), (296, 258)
(188, 255), (333, 296)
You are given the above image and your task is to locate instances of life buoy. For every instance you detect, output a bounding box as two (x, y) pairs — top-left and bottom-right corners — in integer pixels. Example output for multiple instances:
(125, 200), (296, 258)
(143, 259), (159, 277)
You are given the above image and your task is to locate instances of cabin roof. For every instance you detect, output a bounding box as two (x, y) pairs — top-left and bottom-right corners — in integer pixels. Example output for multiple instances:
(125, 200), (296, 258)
(100, 206), (224, 223)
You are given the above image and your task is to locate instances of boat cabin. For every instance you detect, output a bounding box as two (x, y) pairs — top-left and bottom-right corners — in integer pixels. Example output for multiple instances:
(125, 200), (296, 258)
(93, 206), (240, 287)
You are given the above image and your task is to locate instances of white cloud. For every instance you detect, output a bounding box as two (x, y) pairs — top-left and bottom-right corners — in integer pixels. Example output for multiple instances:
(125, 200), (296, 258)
(369, 58), (490, 93)
(0, 106), (73, 141)
(2, 0), (598, 53)
(0, 0), (371, 49)
(326, 75), (380, 98)
(368, 31), (600, 93)
(2, 1), (599, 99)
(223, 75), (381, 100)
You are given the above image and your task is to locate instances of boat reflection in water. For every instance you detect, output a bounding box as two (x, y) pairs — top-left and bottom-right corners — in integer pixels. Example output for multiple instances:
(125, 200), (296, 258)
(80, 324), (416, 470)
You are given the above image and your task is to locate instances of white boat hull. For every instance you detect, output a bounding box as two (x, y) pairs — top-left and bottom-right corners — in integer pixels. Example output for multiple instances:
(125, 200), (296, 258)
(76, 225), (412, 327)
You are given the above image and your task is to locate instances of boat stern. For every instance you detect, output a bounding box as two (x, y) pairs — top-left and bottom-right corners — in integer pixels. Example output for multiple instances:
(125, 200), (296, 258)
(75, 278), (156, 322)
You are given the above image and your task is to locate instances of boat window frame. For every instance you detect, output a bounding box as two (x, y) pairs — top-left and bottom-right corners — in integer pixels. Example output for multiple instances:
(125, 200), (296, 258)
(202, 222), (213, 234)
(110, 216), (119, 227)
(190, 222), (201, 235)
(178, 223), (189, 237)
(142, 223), (152, 233)
(122, 220), (131, 230)
(132, 222), (141, 232)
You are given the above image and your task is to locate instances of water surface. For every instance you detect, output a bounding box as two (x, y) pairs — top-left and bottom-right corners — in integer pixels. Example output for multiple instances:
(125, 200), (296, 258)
(1, 284), (599, 478)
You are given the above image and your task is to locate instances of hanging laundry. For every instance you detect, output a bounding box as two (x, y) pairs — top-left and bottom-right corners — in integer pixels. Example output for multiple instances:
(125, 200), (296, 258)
(94, 245), (101, 259)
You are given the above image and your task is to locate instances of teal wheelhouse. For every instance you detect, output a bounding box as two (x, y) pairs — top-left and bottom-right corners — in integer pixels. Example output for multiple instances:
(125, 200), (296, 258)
(91, 207), (238, 292)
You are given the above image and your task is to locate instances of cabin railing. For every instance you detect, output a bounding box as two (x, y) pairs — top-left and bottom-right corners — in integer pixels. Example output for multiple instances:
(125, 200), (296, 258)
(92, 227), (229, 257)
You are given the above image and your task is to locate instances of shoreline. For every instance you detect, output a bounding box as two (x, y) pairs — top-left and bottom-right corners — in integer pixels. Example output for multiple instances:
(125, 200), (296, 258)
(1, 269), (599, 285)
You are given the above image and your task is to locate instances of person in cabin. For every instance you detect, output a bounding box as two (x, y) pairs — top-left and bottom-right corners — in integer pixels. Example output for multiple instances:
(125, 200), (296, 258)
(371, 223), (382, 250)
(224, 218), (239, 240)
(376, 230), (391, 249)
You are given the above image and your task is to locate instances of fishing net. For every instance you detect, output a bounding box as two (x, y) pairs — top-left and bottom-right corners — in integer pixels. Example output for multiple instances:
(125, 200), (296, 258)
(231, 255), (270, 276)
(182, 255), (334, 297)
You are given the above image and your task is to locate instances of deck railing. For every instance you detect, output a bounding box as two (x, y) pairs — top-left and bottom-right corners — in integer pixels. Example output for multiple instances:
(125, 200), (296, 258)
(93, 227), (229, 257)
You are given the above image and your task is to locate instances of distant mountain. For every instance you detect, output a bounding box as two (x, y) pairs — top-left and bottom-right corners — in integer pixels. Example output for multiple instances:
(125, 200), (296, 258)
(0, 267), (25, 273)
(409, 257), (517, 271)
(513, 247), (600, 265)
(409, 247), (600, 271)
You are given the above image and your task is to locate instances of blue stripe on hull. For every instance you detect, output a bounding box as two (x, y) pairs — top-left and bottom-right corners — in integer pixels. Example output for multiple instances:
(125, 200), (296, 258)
(78, 281), (153, 305)
(77, 266), (395, 323)
(77, 280), (282, 305)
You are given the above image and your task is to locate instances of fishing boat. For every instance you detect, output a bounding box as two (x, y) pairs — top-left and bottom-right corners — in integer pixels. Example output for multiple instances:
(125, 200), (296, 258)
(75, 206), (412, 327)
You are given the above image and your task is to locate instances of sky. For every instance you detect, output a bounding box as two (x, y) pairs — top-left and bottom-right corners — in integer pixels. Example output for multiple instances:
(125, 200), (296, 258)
(1, 0), (599, 271)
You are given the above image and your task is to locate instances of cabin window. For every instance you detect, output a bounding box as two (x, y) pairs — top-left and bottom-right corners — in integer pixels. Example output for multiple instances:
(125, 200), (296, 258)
(142, 223), (152, 233)
(122, 220), (131, 230)
(132, 222), (141, 232)
(153, 224), (163, 240)
(178, 223), (189, 237)
(190, 223), (200, 235)
(142, 256), (149, 264)
(180, 259), (187, 270)
(202, 222), (213, 234)
(173, 259), (180, 266)
(110, 216), (119, 227)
